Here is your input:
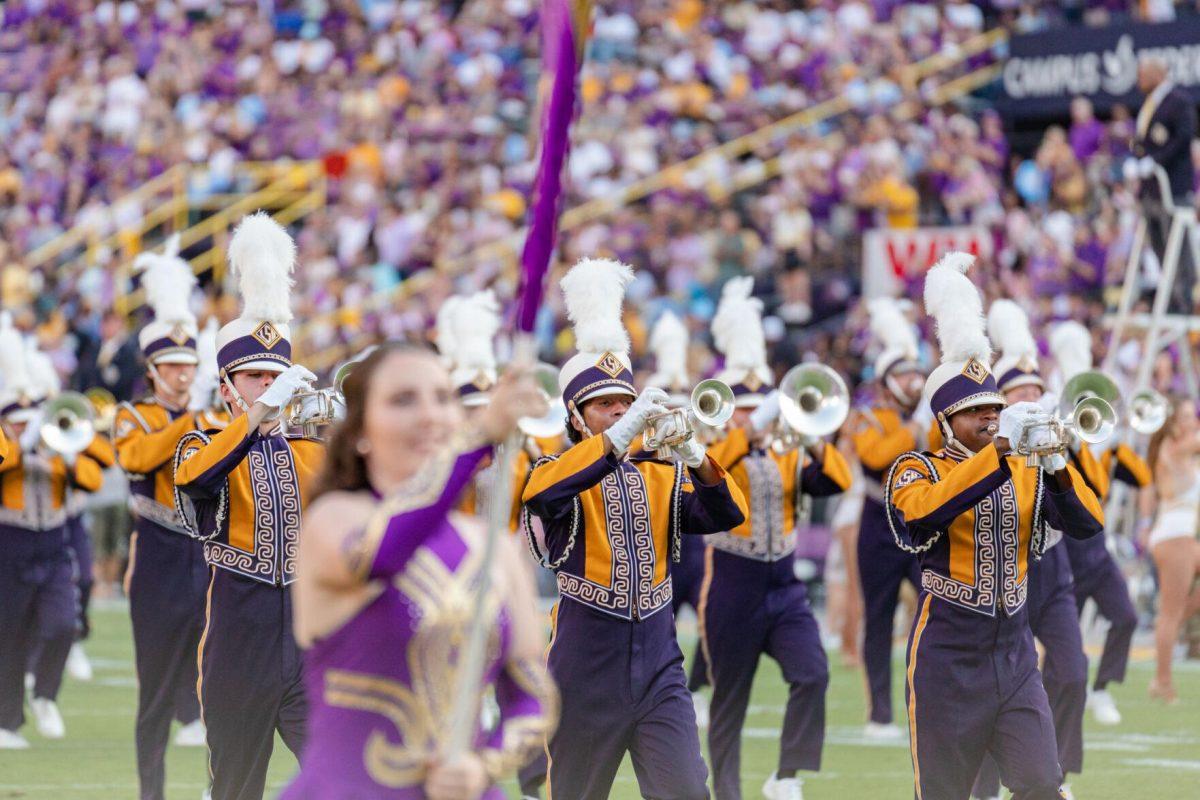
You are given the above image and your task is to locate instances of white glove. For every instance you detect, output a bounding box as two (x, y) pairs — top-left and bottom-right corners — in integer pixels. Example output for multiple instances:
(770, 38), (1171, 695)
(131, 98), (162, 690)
(673, 437), (707, 469)
(1138, 155), (1156, 179)
(1039, 452), (1067, 474)
(18, 412), (42, 452)
(748, 391), (781, 433)
(255, 365), (318, 411)
(605, 388), (669, 453)
(997, 401), (1041, 442)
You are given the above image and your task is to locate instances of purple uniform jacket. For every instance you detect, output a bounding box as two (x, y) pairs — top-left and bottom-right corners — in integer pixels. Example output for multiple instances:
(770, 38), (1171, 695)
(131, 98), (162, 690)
(283, 444), (558, 798)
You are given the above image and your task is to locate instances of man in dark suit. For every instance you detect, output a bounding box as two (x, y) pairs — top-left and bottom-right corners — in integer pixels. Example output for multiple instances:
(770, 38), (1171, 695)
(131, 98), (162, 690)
(1134, 59), (1198, 312)
(72, 311), (141, 401)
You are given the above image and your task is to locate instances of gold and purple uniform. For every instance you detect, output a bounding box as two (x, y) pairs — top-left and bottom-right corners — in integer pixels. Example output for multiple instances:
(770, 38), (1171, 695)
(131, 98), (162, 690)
(700, 427), (852, 800)
(850, 405), (921, 726)
(887, 444), (1104, 800)
(0, 443), (103, 732)
(115, 400), (224, 800)
(175, 414), (324, 800)
(522, 435), (747, 799)
(1071, 443), (1149, 691)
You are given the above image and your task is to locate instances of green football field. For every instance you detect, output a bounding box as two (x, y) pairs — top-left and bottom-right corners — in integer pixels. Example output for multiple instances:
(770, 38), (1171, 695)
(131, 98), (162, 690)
(1, 603), (1198, 799)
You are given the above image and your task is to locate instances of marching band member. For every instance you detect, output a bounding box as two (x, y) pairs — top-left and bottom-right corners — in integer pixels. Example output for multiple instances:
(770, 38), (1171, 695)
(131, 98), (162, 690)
(114, 238), (220, 800)
(701, 278), (852, 800)
(283, 342), (558, 799)
(0, 321), (103, 748)
(966, 300), (1095, 800)
(1052, 321), (1146, 724)
(887, 253), (1104, 800)
(522, 258), (747, 799)
(646, 310), (712, 719)
(23, 343), (113, 716)
(851, 296), (927, 738)
(174, 214), (324, 800)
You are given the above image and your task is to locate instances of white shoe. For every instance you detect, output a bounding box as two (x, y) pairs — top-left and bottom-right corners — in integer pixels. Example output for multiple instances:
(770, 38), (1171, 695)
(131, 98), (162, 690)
(174, 719), (207, 747)
(863, 721), (903, 740)
(66, 644), (93, 682)
(0, 728), (30, 749)
(201, 790), (212, 800)
(762, 771), (804, 800)
(29, 698), (64, 739)
(1087, 689), (1121, 725)
(691, 691), (710, 728)
(1060, 784), (1075, 800)
(23, 672), (33, 694)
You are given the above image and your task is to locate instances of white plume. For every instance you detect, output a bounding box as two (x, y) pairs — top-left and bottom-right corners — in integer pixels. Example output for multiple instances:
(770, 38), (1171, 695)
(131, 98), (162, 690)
(923, 251), (990, 364)
(711, 276), (770, 379)
(987, 299), (1037, 361)
(867, 297), (918, 357)
(137, 237), (197, 328)
(560, 257), (634, 355)
(0, 316), (32, 398)
(435, 296), (463, 364)
(449, 290), (500, 374)
(647, 310), (689, 390)
(189, 317), (221, 411)
(1049, 321), (1093, 382)
(25, 340), (60, 399)
(228, 212), (295, 324)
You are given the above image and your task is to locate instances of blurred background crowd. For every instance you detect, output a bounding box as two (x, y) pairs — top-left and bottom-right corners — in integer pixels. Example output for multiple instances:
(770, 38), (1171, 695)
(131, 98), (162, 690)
(4, 0), (1199, 411)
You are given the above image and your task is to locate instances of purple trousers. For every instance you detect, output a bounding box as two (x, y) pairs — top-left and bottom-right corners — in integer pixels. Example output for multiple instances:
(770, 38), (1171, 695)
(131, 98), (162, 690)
(701, 551), (827, 800)
(907, 593), (1064, 800)
(130, 520), (210, 800)
(545, 598), (708, 800)
(673, 533), (710, 693)
(28, 515), (91, 699)
(973, 543), (1087, 799)
(858, 499), (920, 724)
(0, 526), (76, 730)
(1066, 535), (1136, 691)
(199, 570), (307, 800)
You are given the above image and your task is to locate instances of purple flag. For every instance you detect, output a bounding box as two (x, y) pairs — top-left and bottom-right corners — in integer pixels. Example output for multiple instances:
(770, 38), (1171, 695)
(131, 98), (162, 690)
(516, 0), (591, 334)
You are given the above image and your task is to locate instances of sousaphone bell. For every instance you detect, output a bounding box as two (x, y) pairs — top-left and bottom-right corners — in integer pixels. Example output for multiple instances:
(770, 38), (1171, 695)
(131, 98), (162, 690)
(774, 364), (850, 450)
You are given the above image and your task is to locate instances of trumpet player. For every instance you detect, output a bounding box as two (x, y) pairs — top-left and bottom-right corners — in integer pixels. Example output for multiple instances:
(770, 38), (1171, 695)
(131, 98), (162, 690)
(174, 214), (324, 800)
(114, 239), (223, 800)
(1051, 321), (1147, 726)
(701, 278), (852, 800)
(851, 296), (927, 739)
(0, 321), (103, 749)
(522, 258), (747, 800)
(888, 253), (1104, 800)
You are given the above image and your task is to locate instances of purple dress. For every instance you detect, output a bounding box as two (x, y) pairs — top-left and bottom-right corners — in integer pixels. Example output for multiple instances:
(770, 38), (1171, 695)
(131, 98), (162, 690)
(282, 446), (556, 799)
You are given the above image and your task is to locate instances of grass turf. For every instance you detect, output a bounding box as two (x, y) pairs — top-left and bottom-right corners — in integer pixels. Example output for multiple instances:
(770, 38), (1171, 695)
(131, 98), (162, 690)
(0, 604), (1197, 798)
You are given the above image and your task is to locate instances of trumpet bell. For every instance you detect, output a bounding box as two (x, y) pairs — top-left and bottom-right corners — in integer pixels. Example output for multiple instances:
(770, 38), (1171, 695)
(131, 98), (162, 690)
(1071, 396), (1117, 445)
(778, 364), (849, 438)
(331, 360), (357, 395)
(85, 387), (118, 433)
(690, 379), (735, 428)
(1060, 370), (1120, 416)
(517, 362), (567, 439)
(1129, 388), (1168, 435)
(40, 392), (96, 457)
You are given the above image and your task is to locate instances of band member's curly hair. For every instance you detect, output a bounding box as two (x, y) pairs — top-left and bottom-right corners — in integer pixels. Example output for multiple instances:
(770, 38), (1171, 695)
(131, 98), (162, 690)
(310, 340), (440, 500)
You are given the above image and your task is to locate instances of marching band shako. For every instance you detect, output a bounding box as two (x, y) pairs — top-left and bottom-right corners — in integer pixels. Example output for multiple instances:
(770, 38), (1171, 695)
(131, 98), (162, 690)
(135, 233), (199, 367)
(557, 258), (639, 415)
(436, 290), (501, 408)
(214, 213), (296, 411)
(988, 299), (1044, 395)
(712, 276), (773, 408)
(921, 252), (1005, 441)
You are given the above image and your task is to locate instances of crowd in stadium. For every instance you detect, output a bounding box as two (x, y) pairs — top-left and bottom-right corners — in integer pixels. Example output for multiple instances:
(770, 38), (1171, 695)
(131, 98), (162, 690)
(0, 0), (1193, 403)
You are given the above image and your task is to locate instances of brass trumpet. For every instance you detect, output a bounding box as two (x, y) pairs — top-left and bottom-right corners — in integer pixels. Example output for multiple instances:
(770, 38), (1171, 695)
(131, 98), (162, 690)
(85, 387), (118, 433)
(1014, 396), (1117, 467)
(40, 392), (96, 458)
(770, 364), (850, 453)
(644, 379), (735, 459)
(1128, 388), (1168, 435)
(282, 360), (355, 439)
